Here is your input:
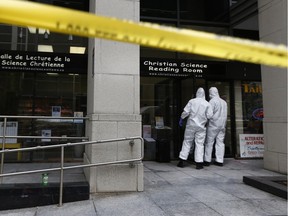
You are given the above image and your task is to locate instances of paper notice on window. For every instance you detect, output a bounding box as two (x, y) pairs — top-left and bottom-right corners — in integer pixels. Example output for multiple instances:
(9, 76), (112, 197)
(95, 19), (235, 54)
(239, 134), (264, 158)
(143, 125), (151, 138)
(0, 121), (18, 143)
(155, 116), (164, 129)
(52, 106), (61, 117)
(42, 129), (51, 142)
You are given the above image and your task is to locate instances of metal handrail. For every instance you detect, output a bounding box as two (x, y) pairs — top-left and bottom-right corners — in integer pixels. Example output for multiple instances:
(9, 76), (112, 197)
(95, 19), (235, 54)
(0, 115), (144, 207)
(0, 115), (89, 119)
(0, 136), (144, 207)
(0, 115), (89, 177)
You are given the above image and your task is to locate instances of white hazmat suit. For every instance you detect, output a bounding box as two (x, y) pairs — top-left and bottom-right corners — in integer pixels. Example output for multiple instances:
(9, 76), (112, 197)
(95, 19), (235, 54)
(204, 87), (228, 165)
(178, 88), (213, 167)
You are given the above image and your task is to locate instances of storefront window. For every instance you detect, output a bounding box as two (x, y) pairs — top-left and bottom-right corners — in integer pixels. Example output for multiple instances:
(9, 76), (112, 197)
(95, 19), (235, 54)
(234, 81), (264, 158)
(140, 58), (235, 160)
(0, 0), (89, 162)
(141, 77), (175, 161)
(0, 71), (87, 116)
(0, 71), (87, 162)
(0, 0), (89, 54)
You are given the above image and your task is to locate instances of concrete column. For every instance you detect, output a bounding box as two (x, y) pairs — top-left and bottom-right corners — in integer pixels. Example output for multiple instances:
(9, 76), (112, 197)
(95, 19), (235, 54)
(258, 0), (287, 174)
(85, 0), (143, 192)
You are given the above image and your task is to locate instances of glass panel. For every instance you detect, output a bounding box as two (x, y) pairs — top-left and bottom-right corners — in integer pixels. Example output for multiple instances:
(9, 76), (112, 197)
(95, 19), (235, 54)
(234, 81), (263, 157)
(180, 25), (229, 35)
(141, 77), (174, 126)
(140, 77), (175, 160)
(178, 78), (195, 159)
(0, 0), (89, 162)
(32, 73), (86, 116)
(180, 0), (230, 22)
(141, 0), (177, 19)
(0, 1), (89, 53)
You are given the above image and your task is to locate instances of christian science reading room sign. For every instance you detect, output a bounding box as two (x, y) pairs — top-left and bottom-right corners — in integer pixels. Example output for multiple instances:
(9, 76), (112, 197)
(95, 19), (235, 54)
(140, 58), (226, 78)
(0, 51), (87, 74)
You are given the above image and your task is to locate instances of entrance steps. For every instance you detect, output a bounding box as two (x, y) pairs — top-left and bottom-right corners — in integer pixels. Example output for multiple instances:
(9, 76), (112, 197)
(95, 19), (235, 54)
(0, 163), (89, 210)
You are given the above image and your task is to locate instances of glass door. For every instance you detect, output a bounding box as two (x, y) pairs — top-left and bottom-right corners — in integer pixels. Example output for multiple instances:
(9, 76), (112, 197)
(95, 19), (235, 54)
(140, 77), (233, 160)
(140, 77), (175, 161)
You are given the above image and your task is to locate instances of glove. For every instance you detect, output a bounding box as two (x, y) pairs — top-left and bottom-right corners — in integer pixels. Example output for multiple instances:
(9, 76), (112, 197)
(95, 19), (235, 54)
(179, 118), (183, 127)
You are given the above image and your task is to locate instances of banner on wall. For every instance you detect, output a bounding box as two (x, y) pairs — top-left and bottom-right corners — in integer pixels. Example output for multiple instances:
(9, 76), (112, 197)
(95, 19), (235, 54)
(0, 50), (87, 74)
(239, 134), (264, 158)
(140, 58), (226, 78)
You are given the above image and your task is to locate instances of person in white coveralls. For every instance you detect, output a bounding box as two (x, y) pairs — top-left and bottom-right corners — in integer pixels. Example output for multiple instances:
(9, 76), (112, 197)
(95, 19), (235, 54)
(177, 87), (213, 169)
(204, 87), (228, 167)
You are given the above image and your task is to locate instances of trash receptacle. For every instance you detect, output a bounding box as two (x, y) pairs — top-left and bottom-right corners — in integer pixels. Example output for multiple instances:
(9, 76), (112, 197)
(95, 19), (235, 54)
(144, 138), (156, 161)
(156, 139), (170, 162)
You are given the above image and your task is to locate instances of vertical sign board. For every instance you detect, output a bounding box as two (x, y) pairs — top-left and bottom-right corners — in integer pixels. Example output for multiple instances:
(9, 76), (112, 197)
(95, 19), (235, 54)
(239, 134), (264, 158)
(0, 122), (18, 143)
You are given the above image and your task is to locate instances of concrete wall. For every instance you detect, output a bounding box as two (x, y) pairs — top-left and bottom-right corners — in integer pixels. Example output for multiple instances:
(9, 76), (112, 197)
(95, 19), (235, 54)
(258, 0), (287, 174)
(85, 0), (143, 192)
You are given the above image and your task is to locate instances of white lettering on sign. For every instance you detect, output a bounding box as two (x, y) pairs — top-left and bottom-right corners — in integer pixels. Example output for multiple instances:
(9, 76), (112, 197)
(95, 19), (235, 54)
(144, 60), (178, 67)
(143, 60), (206, 76)
(180, 62), (207, 68)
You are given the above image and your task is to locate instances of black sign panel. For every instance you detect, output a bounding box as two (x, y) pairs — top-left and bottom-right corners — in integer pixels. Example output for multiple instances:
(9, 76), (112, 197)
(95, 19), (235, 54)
(0, 51), (87, 74)
(140, 58), (226, 79)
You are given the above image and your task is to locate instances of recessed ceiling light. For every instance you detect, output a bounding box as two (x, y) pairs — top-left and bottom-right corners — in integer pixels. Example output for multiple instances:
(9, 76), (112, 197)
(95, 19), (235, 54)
(70, 46), (86, 54)
(38, 45), (53, 52)
(28, 27), (50, 35)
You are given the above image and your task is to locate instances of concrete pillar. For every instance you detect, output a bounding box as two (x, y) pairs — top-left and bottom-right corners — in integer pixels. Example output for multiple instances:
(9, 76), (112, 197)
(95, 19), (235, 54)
(258, 0), (287, 174)
(85, 0), (143, 192)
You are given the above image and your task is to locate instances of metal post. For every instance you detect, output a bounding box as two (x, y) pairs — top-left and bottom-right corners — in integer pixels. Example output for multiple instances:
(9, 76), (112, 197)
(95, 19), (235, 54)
(0, 118), (7, 183)
(58, 146), (64, 207)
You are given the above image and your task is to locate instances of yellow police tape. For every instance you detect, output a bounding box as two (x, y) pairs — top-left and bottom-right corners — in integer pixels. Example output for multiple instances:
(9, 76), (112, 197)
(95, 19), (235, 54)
(0, 0), (287, 68)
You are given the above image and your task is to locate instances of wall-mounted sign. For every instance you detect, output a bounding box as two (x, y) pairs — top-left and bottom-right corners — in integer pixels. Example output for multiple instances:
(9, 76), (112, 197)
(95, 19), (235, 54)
(0, 50), (87, 74)
(239, 134), (264, 158)
(140, 58), (226, 78)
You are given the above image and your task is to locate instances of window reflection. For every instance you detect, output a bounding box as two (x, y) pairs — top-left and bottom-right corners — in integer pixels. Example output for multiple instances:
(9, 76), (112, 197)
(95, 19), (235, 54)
(0, 0), (89, 54)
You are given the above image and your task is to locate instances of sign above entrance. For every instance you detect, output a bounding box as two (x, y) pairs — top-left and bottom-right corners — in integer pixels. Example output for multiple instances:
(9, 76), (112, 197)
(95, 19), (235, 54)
(141, 58), (225, 78)
(0, 50), (87, 74)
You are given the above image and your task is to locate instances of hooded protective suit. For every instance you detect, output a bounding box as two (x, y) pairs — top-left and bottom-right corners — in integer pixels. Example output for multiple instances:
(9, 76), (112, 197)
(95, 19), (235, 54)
(204, 87), (228, 164)
(179, 88), (213, 163)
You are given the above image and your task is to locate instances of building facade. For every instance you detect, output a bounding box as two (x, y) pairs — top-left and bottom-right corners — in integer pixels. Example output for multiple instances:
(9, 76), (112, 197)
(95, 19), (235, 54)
(258, 0), (287, 174)
(0, 0), (286, 193)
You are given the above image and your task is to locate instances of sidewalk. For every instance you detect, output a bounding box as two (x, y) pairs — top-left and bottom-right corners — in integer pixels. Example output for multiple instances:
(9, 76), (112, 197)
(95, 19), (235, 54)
(0, 159), (287, 216)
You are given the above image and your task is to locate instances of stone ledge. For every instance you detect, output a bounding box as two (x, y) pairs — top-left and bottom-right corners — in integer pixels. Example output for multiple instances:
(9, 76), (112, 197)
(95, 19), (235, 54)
(243, 176), (287, 199)
(88, 114), (142, 121)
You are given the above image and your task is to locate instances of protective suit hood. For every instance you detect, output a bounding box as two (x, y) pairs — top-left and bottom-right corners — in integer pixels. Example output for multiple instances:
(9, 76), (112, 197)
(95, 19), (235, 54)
(209, 87), (219, 99)
(196, 88), (205, 99)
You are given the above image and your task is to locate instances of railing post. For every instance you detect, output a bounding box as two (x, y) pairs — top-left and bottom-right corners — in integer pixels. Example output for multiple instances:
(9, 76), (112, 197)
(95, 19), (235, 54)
(0, 118), (7, 183)
(58, 145), (65, 207)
